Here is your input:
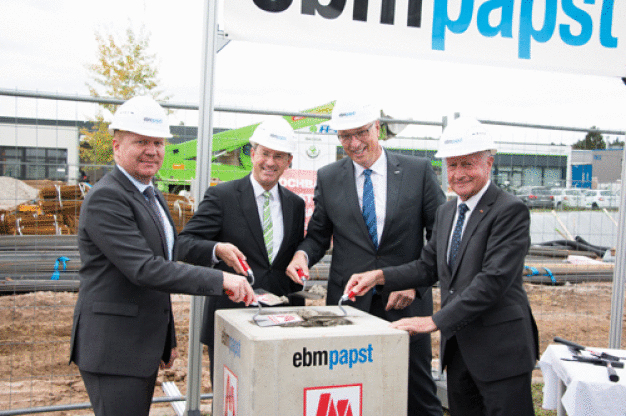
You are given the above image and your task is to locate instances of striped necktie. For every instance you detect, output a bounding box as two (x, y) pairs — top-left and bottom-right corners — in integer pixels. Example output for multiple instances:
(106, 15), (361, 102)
(262, 191), (273, 263)
(449, 203), (469, 268)
(362, 169), (378, 248)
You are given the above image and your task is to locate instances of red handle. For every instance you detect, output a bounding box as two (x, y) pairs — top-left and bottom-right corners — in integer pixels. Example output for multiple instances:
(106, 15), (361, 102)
(238, 258), (251, 274)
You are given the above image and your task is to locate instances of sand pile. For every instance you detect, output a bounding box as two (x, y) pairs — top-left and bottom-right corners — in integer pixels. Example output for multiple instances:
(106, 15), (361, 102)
(0, 176), (40, 210)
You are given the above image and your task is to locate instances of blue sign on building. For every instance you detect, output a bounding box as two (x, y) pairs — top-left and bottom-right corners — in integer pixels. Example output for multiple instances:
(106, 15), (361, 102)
(572, 164), (592, 188)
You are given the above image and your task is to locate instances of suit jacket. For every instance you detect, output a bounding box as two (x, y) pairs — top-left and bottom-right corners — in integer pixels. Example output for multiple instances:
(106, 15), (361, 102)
(177, 174), (306, 347)
(69, 166), (224, 377)
(299, 150), (445, 322)
(383, 183), (539, 382)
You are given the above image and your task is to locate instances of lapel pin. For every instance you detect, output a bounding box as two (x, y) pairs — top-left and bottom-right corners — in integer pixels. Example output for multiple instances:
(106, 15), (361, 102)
(394, 170), (400, 174)
(479, 210), (484, 213)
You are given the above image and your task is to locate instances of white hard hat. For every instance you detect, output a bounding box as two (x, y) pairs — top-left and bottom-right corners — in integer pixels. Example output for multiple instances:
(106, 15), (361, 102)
(109, 96), (172, 138)
(249, 117), (296, 154)
(328, 99), (379, 131)
(435, 116), (496, 158)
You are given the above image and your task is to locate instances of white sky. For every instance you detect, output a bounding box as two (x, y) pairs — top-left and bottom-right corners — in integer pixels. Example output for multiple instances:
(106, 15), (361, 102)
(2, 0), (626, 143)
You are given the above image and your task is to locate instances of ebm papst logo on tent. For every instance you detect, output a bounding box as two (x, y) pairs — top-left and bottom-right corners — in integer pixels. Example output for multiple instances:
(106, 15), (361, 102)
(304, 384), (362, 416)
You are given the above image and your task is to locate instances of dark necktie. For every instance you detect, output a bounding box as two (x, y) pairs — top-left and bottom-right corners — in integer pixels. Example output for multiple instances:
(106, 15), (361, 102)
(362, 169), (378, 248)
(143, 187), (168, 259)
(449, 203), (469, 268)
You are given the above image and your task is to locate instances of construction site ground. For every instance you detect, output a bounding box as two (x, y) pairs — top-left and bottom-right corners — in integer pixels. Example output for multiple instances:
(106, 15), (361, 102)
(0, 282), (623, 415)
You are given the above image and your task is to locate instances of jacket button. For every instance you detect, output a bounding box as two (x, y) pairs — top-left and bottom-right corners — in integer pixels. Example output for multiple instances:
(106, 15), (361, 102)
(449, 289), (455, 295)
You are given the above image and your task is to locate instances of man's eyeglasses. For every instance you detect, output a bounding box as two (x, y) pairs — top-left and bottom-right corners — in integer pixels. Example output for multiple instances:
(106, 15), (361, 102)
(337, 124), (374, 142)
(257, 150), (290, 163)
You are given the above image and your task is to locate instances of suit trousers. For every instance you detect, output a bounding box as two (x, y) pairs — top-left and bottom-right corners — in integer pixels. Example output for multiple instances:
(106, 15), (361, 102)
(80, 369), (158, 416)
(445, 337), (535, 416)
(370, 294), (443, 416)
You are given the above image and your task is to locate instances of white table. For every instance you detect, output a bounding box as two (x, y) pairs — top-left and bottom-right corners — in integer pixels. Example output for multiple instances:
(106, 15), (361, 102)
(539, 344), (626, 416)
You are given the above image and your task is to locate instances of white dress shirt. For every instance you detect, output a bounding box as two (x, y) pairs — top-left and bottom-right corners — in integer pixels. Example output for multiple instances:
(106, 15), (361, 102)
(353, 152), (387, 245)
(250, 176), (284, 263)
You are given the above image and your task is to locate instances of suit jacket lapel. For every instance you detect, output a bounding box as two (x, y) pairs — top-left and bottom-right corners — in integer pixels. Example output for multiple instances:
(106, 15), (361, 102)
(276, 184), (293, 258)
(381, 150), (401, 247)
(112, 167), (169, 257)
(239, 176), (269, 262)
(440, 200), (456, 272)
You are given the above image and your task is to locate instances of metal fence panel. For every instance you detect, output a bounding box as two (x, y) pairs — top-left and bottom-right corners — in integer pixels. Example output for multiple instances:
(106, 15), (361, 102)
(0, 91), (624, 415)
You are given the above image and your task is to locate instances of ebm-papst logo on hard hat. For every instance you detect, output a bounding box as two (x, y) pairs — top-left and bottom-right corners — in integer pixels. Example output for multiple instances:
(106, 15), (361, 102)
(304, 384), (362, 416)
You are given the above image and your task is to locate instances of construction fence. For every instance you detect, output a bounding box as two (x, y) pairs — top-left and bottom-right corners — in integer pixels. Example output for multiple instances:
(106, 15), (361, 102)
(0, 90), (625, 415)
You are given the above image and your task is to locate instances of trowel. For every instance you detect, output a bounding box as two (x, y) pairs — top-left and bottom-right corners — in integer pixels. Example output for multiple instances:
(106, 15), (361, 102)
(288, 269), (324, 300)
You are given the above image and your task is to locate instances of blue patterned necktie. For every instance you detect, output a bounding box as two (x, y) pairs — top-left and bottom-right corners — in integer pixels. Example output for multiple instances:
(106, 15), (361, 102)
(362, 169), (378, 248)
(449, 203), (469, 268)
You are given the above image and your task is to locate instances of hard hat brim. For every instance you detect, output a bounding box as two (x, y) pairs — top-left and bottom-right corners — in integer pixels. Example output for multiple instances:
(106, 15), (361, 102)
(435, 148), (497, 159)
(249, 138), (295, 154)
(109, 126), (173, 139)
(328, 113), (379, 132)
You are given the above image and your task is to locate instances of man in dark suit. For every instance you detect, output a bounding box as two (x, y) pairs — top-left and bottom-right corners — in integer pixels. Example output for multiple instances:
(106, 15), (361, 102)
(286, 100), (446, 416)
(69, 96), (255, 416)
(177, 117), (306, 379)
(345, 116), (539, 416)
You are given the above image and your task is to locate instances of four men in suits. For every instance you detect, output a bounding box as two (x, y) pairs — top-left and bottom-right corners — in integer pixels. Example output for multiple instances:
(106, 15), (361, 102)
(286, 100), (446, 416)
(72, 97), (538, 415)
(69, 96), (255, 416)
(177, 117), (306, 380)
(345, 117), (539, 416)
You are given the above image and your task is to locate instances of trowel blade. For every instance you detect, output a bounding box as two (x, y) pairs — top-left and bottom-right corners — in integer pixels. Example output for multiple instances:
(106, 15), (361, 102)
(290, 290), (324, 300)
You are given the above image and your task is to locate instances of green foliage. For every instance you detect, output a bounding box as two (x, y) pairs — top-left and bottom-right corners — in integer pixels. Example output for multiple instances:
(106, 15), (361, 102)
(572, 128), (606, 150)
(79, 114), (114, 166)
(81, 26), (169, 167)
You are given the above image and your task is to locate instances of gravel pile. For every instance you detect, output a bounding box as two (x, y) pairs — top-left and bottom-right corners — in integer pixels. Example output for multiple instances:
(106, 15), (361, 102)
(0, 177), (40, 210)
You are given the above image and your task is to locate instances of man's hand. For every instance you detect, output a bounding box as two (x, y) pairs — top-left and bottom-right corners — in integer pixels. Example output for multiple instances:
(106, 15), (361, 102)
(390, 317), (438, 335)
(215, 243), (247, 275)
(385, 289), (416, 311)
(344, 270), (385, 300)
(286, 251), (309, 285)
(160, 347), (178, 369)
(223, 272), (256, 306)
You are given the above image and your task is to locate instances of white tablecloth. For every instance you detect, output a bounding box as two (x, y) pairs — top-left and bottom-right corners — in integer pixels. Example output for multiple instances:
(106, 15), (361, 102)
(539, 344), (626, 416)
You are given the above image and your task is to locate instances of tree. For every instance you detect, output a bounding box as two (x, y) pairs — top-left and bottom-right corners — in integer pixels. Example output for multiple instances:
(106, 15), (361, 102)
(608, 137), (625, 148)
(80, 26), (169, 167)
(572, 128), (606, 150)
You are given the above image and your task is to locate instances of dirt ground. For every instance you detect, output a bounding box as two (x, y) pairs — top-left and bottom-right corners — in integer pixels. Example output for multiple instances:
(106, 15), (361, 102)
(0, 282), (623, 415)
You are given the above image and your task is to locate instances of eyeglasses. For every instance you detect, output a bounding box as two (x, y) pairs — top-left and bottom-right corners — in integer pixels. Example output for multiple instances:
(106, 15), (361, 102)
(337, 124), (374, 142)
(257, 150), (290, 163)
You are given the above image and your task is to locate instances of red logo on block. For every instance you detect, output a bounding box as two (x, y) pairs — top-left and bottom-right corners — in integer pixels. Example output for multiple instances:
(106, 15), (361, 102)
(304, 384), (362, 416)
(223, 365), (237, 416)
